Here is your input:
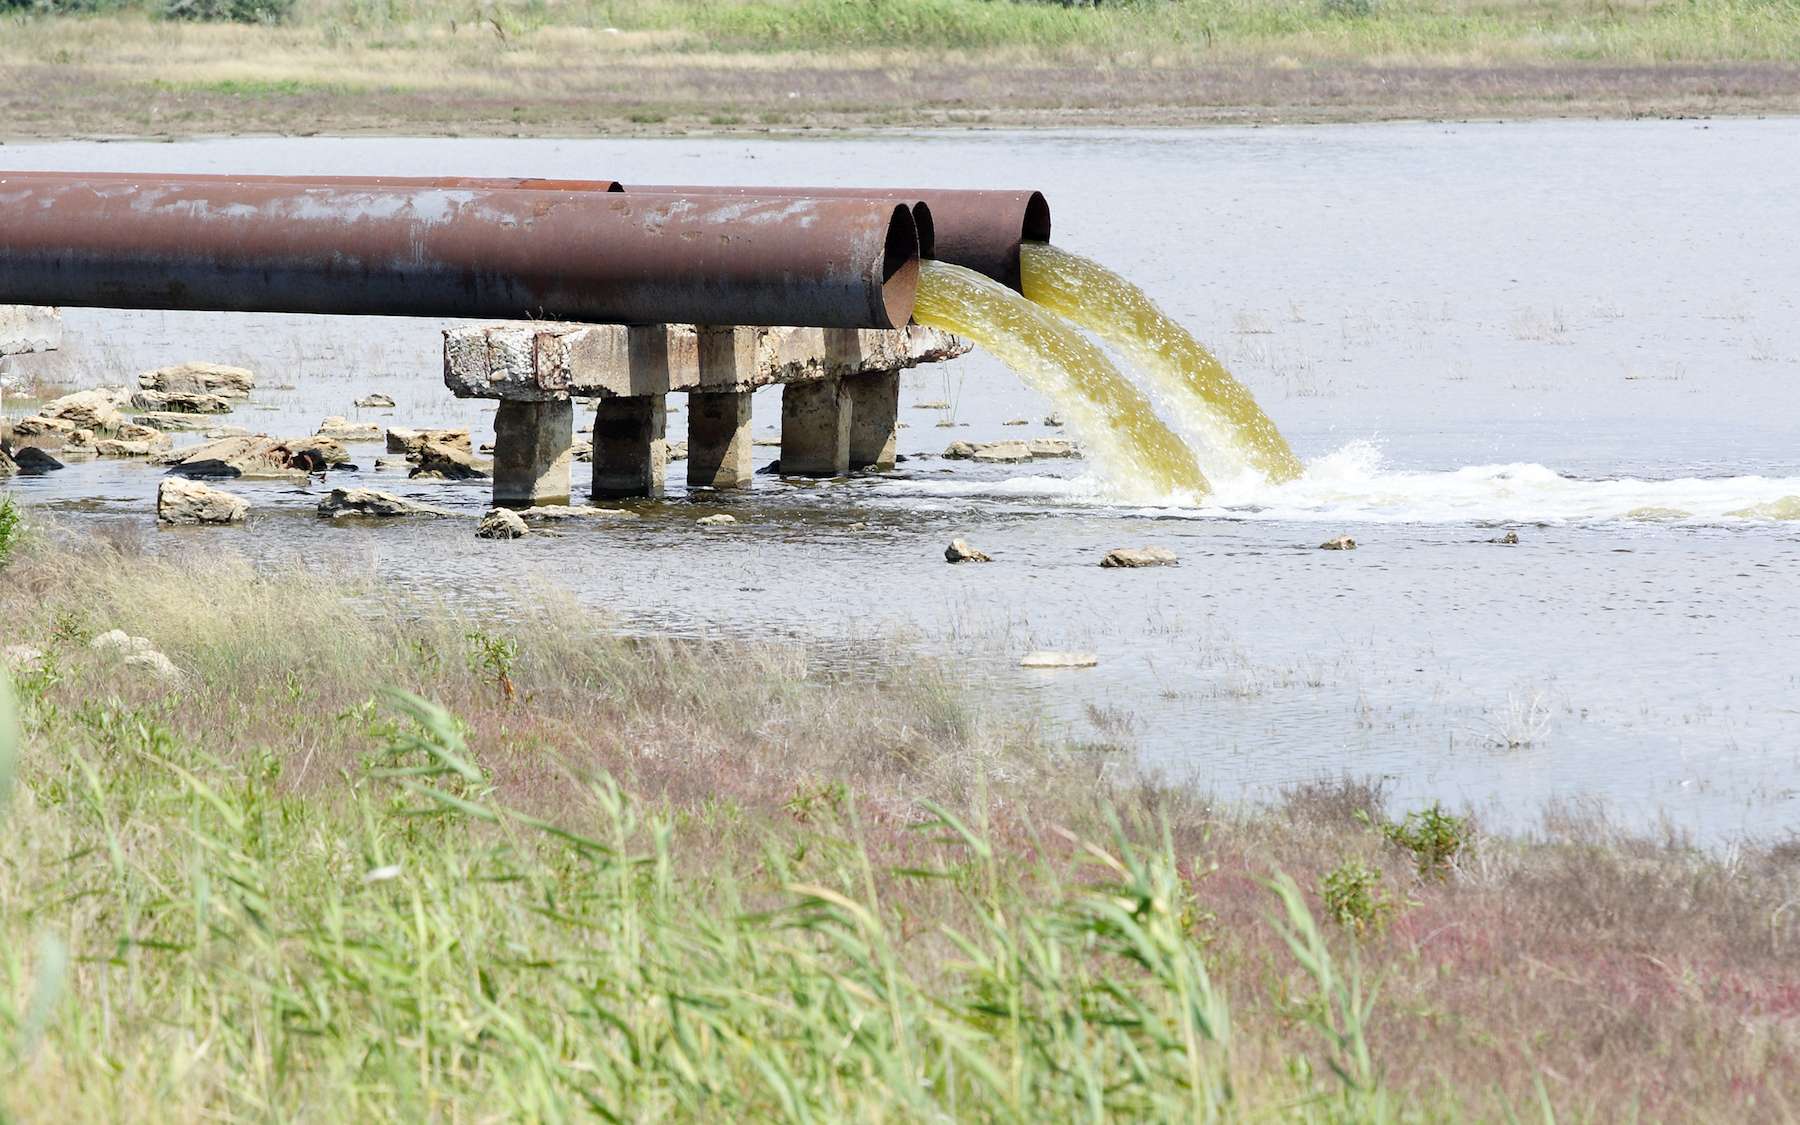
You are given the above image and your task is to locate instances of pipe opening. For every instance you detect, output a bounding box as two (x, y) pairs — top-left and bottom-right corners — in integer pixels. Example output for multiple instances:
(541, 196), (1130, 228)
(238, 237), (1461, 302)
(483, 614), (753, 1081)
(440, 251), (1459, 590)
(910, 202), (936, 261)
(1021, 190), (1052, 244)
(880, 203), (921, 330)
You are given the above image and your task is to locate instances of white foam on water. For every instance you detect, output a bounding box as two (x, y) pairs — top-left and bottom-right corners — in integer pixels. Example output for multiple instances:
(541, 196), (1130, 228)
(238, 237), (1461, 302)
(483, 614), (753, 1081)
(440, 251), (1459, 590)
(887, 440), (1800, 526)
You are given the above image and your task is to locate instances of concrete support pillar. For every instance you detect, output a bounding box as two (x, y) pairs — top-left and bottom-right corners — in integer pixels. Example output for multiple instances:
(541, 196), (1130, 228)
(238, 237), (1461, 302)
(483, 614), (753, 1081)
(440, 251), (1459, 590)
(780, 377), (850, 477)
(492, 399), (574, 506)
(591, 394), (667, 499)
(844, 369), (899, 471)
(687, 390), (755, 490)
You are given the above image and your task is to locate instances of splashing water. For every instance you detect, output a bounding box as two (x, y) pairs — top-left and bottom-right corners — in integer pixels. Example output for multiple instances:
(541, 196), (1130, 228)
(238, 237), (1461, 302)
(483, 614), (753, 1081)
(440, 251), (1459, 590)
(912, 259), (1210, 501)
(1019, 242), (1303, 484)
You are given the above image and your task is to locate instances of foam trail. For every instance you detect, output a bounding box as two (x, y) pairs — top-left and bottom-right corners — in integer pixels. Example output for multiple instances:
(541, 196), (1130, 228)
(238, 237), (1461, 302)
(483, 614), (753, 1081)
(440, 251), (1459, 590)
(1020, 242), (1303, 484)
(912, 259), (1209, 502)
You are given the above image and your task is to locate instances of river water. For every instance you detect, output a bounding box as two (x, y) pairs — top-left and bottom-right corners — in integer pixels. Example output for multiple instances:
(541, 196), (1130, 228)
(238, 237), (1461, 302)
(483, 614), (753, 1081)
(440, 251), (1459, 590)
(4, 119), (1798, 842)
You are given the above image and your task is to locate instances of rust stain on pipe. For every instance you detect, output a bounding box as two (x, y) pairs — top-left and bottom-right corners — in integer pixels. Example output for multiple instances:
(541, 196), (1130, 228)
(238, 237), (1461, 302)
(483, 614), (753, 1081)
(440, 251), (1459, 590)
(631, 186), (1049, 291)
(0, 178), (917, 330)
(0, 170), (622, 193)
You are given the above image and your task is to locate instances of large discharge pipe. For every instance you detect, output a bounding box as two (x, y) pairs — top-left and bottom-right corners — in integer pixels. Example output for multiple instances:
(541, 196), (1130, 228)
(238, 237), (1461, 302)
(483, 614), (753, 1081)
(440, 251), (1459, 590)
(632, 186), (1049, 291)
(0, 178), (920, 329)
(0, 171), (623, 193)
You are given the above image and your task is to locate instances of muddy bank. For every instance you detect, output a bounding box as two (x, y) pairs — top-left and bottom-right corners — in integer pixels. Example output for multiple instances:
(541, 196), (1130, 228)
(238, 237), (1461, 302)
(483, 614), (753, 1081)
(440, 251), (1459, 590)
(5, 60), (1800, 140)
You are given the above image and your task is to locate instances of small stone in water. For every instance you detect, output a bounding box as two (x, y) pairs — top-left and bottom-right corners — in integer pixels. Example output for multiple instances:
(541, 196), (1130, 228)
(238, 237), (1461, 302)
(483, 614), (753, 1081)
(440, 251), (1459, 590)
(1020, 651), (1098, 669)
(1101, 547), (1177, 568)
(698, 513), (737, 525)
(1319, 535), (1357, 551)
(355, 393), (397, 409)
(476, 508), (529, 540)
(945, 538), (991, 563)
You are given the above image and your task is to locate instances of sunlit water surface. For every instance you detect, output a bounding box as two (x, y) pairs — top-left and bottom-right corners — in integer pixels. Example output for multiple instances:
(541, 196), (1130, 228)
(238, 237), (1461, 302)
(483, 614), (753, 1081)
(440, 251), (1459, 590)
(5, 120), (1799, 842)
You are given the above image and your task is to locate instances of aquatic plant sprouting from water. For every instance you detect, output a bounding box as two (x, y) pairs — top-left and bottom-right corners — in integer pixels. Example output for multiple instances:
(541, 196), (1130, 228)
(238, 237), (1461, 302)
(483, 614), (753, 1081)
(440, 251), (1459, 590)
(1020, 242), (1304, 484)
(912, 259), (1211, 500)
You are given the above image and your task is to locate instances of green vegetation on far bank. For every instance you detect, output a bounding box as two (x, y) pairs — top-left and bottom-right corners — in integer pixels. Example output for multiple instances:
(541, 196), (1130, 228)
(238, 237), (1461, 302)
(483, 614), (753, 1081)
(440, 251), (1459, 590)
(1, 518), (1797, 1119)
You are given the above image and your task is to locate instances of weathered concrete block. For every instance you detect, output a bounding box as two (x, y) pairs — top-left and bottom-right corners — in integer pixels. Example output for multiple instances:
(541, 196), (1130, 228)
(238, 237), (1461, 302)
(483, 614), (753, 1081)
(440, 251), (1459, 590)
(687, 390), (754, 491)
(781, 378), (850, 478)
(445, 322), (968, 402)
(492, 399), (574, 506)
(0, 307), (61, 357)
(591, 395), (666, 500)
(844, 369), (899, 471)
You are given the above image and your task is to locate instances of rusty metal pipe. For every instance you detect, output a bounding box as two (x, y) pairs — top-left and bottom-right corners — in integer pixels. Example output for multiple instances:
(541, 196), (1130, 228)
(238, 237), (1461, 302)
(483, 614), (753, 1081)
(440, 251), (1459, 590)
(632, 186), (1048, 290)
(0, 172), (951, 263)
(0, 170), (622, 192)
(0, 178), (918, 329)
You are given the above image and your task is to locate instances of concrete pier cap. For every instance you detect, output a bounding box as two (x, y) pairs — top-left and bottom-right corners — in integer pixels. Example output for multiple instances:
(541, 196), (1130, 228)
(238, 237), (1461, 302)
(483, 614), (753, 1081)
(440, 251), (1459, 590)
(446, 321), (971, 504)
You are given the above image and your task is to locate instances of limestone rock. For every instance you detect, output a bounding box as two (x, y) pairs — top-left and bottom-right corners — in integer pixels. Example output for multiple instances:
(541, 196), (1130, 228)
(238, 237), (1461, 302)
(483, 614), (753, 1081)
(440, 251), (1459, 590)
(133, 411), (226, 433)
(95, 439), (161, 458)
(1319, 536), (1357, 551)
(387, 427), (471, 456)
(912, 400), (949, 410)
(41, 388), (128, 432)
(476, 508), (529, 539)
(138, 362), (255, 399)
(945, 538), (991, 563)
(1100, 547), (1178, 569)
(1490, 530), (1520, 545)
(374, 456), (412, 472)
(354, 392), (396, 409)
(11, 447), (63, 475)
(1003, 417), (1029, 426)
(1043, 414), (1064, 427)
(115, 422), (170, 446)
(971, 441), (1032, 464)
(515, 506), (639, 522)
(157, 479), (249, 525)
(943, 441), (976, 460)
(1026, 439), (1080, 459)
(697, 513), (737, 526)
(316, 416), (384, 442)
(11, 414), (78, 440)
(0, 448), (14, 479)
(667, 441), (689, 462)
(128, 389), (235, 415)
(1019, 651), (1098, 669)
(90, 630), (183, 684)
(317, 488), (454, 519)
(410, 441), (491, 481)
(571, 441), (595, 463)
(163, 434), (345, 479)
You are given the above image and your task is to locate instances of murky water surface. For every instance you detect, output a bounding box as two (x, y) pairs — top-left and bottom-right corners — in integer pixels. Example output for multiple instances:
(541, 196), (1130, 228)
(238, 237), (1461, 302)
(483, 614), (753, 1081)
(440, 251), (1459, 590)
(5, 120), (1798, 841)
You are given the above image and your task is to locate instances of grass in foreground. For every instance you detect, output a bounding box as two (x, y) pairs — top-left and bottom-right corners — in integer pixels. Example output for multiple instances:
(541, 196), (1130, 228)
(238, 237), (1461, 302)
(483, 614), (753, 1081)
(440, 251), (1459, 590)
(1, 517), (1797, 1120)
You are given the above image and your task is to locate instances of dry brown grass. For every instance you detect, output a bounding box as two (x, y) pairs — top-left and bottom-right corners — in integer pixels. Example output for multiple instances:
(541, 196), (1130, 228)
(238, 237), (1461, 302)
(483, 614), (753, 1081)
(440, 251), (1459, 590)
(3, 522), (1798, 1118)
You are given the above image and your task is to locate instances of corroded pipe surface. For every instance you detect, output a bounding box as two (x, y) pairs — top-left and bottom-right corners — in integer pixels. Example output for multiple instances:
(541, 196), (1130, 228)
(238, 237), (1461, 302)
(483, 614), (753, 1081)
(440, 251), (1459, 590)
(0, 179), (918, 329)
(0, 171), (622, 192)
(632, 186), (1049, 291)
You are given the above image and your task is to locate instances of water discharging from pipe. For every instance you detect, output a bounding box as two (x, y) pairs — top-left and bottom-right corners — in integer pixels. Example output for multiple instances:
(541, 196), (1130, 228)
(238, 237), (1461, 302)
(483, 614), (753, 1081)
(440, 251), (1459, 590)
(912, 260), (1211, 500)
(1019, 242), (1303, 484)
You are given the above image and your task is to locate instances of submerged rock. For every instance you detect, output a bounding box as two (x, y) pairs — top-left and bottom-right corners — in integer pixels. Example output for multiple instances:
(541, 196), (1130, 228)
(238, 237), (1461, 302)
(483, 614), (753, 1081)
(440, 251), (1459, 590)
(317, 488), (455, 519)
(387, 427), (471, 456)
(128, 389), (235, 415)
(157, 478), (249, 525)
(409, 441), (491, 481)
(316, 416), (384, 442)
(1319, 536), (1358, 551)
(137, 362), (255, 399)
(945, 538), (992, 563)
(476, 508), (529, 540)
(1026, 439), (1080, 459)
(162, 434), (347, 479)
(11, 446), (63, 475)
(355, 392), (397, 409)
(697, 513), (737, 526)
(1003, 417), (1029, 426)
(1100, 547), (1177, 568)
(972, 441), (1032, 464)
(1019, 651), (1098, 669)
(515, 505), (639, 522)
(373, 456), (412, 472)
(945, 439), (1080, 463)
(1489, 530), (1521, 545)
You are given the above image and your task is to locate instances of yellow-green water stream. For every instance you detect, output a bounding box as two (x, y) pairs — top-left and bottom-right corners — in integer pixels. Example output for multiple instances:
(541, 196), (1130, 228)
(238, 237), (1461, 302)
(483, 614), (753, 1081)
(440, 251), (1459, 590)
(912, 259), (1211, 499)
(1020, 242), (1304, 483)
